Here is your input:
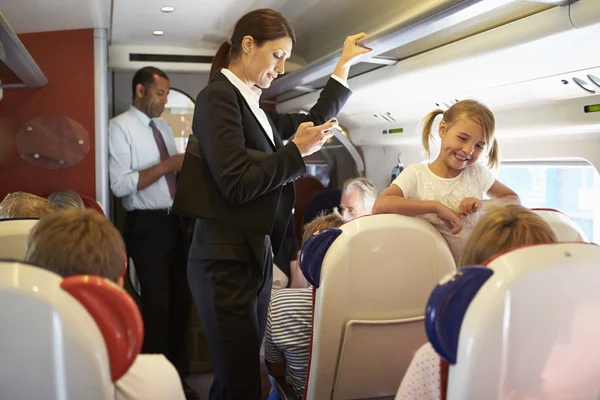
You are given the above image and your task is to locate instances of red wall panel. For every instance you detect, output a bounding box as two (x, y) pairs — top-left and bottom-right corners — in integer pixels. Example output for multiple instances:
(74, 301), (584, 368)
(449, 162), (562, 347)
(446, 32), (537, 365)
(0, 29), (96, 200)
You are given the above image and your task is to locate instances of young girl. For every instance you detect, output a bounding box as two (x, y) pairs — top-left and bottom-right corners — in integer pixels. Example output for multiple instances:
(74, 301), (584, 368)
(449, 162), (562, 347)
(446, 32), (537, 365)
(373, 100), (519, 263)
(395, 204), (558, 400)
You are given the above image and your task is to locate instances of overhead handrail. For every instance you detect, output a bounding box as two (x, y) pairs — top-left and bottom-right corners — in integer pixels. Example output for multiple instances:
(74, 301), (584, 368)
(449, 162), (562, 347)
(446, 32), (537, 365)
(264, 0), (531, 99)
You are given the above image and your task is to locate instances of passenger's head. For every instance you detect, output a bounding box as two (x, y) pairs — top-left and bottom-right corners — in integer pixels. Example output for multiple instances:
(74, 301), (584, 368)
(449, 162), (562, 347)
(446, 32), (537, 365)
(131, 66), (170, 119)
(209, 8), (296, 88)
(301, 209), (345, 246)
(340, 177), (378, 221)
(458, 204), (557, 267)
(422, 100), (498, 170)
(0, 192), (56, 219)
(297, 208), (345, 269)
(47, 190), (85, 210)
(25, 209), (126, 286)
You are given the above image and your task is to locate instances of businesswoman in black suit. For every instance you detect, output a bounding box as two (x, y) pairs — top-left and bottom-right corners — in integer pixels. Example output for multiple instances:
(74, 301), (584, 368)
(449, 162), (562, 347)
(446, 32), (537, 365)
(184, 8), (370, 399)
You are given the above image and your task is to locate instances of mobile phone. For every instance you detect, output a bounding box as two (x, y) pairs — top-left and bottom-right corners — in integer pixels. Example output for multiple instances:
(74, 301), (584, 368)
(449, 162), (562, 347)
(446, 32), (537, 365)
(327, 118), (341, 131)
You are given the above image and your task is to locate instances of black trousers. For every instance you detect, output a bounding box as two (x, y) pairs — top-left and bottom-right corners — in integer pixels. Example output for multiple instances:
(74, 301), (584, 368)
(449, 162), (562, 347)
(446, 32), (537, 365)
(188, 247), (273, 400)
(124, 210), (192, 374)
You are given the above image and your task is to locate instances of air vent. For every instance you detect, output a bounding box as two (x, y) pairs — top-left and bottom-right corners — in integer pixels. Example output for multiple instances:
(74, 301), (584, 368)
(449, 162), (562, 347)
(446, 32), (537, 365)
(129, 54), (214, 64)
(573, 77), (596, 93)
(588, 74), (600, 89)
(373, 112), (396, 123)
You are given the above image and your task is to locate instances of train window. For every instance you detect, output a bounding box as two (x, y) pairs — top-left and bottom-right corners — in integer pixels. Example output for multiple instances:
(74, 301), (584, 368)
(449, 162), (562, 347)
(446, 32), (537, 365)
(497, 161), (600, 243)
(163, 88), (195, 152)
(306, 163), (331, 187)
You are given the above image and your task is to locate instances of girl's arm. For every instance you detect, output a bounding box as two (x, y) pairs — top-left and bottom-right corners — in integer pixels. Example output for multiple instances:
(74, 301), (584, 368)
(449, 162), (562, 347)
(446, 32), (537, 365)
(460, 180), (520, 216)
(373, 185), (438, 216)
(484, 180), (521, 207)
(373, 185), (463, 234)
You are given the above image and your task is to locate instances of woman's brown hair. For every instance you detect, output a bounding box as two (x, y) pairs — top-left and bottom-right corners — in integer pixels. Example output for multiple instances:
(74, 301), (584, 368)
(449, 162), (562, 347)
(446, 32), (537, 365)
(209, 8), (296, 82)
(458, 204), (557, 267)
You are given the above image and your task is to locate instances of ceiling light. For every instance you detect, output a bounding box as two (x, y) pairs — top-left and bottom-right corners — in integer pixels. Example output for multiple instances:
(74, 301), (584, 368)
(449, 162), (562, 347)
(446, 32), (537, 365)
(161, 6), (175, 12)
(153, 30), (164, 36)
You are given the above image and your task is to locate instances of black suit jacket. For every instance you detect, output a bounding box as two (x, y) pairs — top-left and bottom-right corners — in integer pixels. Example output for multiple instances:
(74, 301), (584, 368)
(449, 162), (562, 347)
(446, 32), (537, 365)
(188, 72), (351, 265)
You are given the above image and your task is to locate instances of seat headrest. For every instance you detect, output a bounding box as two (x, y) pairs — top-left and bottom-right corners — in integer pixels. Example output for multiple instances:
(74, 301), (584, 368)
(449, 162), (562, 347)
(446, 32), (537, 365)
(0, 218), (39, 227)
(425, 266), (494, 364)
(437, 243), (600, 399)
(61, 275), (144, 381)
(300, 228), (343, 288)
(0, 260), (143, 382)
(532, 208), (588, 242)
(0, 219), (40, 260)
(79, 194), (105, 215)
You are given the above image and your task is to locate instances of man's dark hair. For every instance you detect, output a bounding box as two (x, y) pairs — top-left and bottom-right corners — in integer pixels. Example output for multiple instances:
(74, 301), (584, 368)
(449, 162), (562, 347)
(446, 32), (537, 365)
(131, 66), (169, 100)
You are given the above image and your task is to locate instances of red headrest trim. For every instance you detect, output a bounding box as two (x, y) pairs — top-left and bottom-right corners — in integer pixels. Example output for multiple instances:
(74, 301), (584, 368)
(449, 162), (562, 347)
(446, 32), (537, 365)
(61, 275), (143, 381)
(531, 208), (574, 222)
(302, 286), (317, 400)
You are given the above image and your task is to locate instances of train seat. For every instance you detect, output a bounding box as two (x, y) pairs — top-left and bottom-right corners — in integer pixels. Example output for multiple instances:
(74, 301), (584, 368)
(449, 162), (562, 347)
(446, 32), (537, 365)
(80, 193), (106, 215)
(532, 208), (589, 242)
(0, 260), (143, 400)
(0, 218), (39, 260)
(297, 214), (456, 400)
(427, 242), (600, 399)
(302, 187), (342, 225)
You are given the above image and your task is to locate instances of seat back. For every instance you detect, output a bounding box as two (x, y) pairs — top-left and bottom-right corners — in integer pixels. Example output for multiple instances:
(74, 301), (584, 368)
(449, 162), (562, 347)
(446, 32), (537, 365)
(532, 208), (589, 242)
(302, 188), (342, 225)
(0, 261), (143, 399)
(426, 243), (600, 400)
(302, 214), (456, 400)
(80, 193), (105, 215)
(293, 176), (325, 241)
(0, 218), (38, 260)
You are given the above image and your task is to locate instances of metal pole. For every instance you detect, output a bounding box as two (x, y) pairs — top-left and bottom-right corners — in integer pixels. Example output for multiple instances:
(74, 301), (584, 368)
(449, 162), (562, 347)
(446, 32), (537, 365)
(94, 28), (110, 217)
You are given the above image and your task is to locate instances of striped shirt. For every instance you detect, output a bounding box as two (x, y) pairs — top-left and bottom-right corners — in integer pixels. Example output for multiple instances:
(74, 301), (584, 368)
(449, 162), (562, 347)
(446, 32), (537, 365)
(265, 288), (313, 398)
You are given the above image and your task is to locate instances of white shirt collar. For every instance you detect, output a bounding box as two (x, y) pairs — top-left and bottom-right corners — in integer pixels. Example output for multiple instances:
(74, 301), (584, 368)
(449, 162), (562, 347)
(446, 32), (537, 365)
(129, 105), (151, 125)
(128, 105), (161, 127)
(220, 68), (262, 105)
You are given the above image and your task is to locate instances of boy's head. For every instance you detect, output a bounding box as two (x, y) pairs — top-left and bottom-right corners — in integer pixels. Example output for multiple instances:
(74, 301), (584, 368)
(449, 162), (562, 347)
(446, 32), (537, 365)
(302, 208), (345, 246)
(459, 204), (557, 267)
(297, 209), (345, 265)
(25, 209), (126, 285)
(0, 192), (57, 219)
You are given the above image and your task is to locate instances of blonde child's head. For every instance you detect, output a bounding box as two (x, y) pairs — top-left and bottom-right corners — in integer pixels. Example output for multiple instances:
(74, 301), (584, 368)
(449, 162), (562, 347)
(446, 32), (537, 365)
(458, 204), (557, 267)
(422, 100), (498, 169)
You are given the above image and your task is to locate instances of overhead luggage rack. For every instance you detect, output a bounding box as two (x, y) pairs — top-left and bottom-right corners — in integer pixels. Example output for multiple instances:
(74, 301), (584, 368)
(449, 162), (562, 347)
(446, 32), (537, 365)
(0, 10), (47, 89)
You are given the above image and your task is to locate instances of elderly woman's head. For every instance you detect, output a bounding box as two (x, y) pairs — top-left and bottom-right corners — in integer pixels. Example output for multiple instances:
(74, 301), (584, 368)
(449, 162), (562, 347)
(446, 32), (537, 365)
(0, 192), (56, 219)
(47, 190), (85, 210)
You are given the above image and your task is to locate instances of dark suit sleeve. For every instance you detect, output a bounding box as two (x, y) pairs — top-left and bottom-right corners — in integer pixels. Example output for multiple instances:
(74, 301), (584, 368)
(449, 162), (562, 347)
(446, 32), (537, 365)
(265, 77), (352, 140)
(194, 81), (305, 207)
